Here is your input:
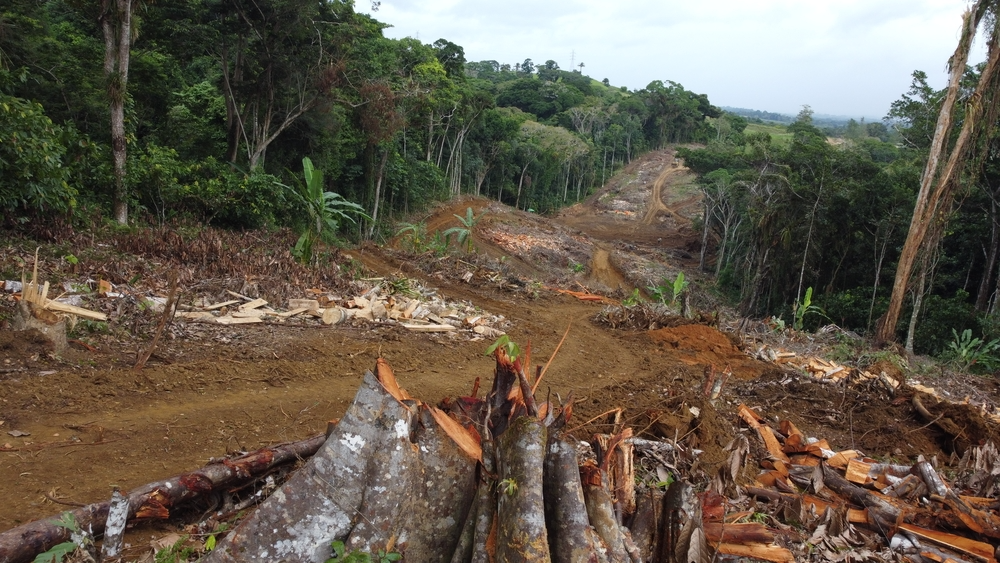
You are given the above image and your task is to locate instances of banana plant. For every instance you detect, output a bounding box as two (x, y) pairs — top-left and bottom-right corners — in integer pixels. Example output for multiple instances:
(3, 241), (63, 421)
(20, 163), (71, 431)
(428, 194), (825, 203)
(443, 207), (483, 253)
(284, 157), (369, 265)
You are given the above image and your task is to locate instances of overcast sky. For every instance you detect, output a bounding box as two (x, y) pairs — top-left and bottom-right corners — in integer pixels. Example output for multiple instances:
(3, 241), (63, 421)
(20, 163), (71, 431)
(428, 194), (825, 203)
(360, 0), (984, 120)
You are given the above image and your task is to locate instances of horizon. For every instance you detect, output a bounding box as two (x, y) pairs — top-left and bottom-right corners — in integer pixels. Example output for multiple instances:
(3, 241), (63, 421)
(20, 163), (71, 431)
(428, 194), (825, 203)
(362, 0), (984, 119)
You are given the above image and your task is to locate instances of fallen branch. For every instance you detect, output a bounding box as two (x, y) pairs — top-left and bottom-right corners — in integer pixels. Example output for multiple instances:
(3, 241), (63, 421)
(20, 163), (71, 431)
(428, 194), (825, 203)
(134, 269), (179, 371)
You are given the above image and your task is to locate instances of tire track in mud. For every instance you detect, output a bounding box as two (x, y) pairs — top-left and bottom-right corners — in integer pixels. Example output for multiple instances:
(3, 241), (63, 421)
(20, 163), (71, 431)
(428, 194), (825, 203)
(641, 166), (688, 225)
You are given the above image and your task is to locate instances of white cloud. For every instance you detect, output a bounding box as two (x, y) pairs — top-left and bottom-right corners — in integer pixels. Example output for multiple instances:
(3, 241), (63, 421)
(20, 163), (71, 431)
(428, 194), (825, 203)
(363, 0), (981, 118)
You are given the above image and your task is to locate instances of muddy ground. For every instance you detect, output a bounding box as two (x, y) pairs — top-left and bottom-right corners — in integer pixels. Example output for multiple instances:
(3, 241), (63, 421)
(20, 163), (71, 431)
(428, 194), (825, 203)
(2, 148), (1000, 559)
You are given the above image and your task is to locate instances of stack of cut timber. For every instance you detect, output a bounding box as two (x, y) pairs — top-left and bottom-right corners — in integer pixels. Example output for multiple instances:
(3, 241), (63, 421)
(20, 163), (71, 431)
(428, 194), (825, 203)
(739, 403), (1000, 563)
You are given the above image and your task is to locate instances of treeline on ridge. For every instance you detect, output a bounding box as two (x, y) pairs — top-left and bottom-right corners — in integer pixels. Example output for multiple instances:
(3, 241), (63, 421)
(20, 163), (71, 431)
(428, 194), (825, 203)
(0, 0), (721, 233)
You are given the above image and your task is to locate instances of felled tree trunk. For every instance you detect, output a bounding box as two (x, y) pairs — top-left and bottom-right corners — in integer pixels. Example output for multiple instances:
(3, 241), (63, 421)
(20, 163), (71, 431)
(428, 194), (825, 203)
(205, 369), (478, 563)
(544, 437), (608, 563)
(0, 435), (325, 563)
(496, 417), (551, 562)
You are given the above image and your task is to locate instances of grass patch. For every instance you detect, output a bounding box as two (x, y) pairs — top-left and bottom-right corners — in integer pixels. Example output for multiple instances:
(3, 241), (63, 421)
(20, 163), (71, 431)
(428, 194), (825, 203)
(744, 122), (793, 148)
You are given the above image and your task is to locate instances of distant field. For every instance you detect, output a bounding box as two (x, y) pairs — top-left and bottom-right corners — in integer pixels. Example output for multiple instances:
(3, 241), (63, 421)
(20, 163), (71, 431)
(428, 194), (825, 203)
(744, 122), (793, 146)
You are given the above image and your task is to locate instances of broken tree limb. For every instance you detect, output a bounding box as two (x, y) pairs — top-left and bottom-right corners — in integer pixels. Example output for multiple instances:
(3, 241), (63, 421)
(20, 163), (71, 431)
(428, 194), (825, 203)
(0, 434), (325, 563)
(134, 269), (178, 371)
(496, 416), (552, 563)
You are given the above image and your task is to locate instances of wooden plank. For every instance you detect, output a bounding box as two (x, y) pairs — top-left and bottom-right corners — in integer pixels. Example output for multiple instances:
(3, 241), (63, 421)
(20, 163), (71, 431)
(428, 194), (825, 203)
(738, 404), (790, 463)
(177, 312), (215, 321)
(232, 310), (264, 319)
(760, 426), (791, 463)
(42, 299), (108, 321)
(204, 300), (240, 311)
(400, 323), (457, 332)
(898, 522), (997, 563)
(239, 298), (268, 311)
(715, 542), (795, 563)
(215, 316), (263, 325)
(826, 450), (860, 469)
(275, 307), (308, 318)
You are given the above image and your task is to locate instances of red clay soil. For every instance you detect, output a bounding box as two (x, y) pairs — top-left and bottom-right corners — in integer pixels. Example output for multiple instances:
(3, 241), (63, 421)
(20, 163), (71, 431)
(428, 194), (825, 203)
(647, 324), (772, 380)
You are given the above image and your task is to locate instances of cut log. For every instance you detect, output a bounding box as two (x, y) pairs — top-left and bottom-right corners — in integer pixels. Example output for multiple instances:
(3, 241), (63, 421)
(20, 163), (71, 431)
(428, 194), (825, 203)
(468, 446), (498, 563)
(0, 435), (325, 563)
(582, 461), (631, 563)
(627, 488), (662, 563)
(896, 523), (997, 563)
(543, 437), (607, 563)
(496, 416), (552, 563)
(205, 370), (476, 562)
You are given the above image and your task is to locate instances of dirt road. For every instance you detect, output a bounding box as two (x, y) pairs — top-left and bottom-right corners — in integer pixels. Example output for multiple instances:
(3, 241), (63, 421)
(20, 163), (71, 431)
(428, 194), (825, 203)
(1, 147), (996, 558)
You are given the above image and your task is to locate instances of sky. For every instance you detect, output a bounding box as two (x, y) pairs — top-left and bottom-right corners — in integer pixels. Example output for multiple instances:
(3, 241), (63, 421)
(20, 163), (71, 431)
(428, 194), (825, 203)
(359, 0), (986, 120)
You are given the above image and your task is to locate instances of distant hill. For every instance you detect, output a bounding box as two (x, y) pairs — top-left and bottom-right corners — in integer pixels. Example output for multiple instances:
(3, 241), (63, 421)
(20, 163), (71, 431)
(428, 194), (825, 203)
(722, 106), (881, 129)
(722, 106), (793, 123)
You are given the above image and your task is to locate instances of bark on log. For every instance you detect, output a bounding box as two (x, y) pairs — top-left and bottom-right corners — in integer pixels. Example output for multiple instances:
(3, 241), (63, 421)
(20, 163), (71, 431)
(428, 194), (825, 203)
(627, 488), (663, 563)
(496, 416), (552, 563)
(0, 434), (325, 563)
(582, 462), (631, 563)
(543, 437), (608, 563)
(206, 370), (477, 563)
(466, 445), (497, 563)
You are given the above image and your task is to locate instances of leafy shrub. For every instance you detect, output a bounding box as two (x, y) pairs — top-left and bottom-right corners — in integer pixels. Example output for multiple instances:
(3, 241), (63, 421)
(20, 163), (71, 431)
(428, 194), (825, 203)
(914, 291), (977, 356)
(0, 94), (76, 218)
(132, 145), (287, 229)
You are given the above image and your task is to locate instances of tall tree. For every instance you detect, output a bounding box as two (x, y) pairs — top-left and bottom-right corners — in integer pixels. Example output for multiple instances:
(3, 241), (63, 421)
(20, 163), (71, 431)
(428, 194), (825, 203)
(876, 1), (1000, 345)
(100, 0), (137, 224)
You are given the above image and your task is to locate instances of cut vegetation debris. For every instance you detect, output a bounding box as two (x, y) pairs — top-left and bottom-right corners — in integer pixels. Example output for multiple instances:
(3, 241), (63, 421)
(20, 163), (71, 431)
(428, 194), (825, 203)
(9, 354), (1000, 563)
(175, 279), (508, 338)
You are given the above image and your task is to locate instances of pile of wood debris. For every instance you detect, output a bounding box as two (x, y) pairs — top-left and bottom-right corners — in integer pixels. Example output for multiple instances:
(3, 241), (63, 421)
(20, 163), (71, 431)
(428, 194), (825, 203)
(174, 279), (509, 338)
(3, 348), (1000, 562)
(737, 402), (1000, 562)
(5, 275), (509, 340)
